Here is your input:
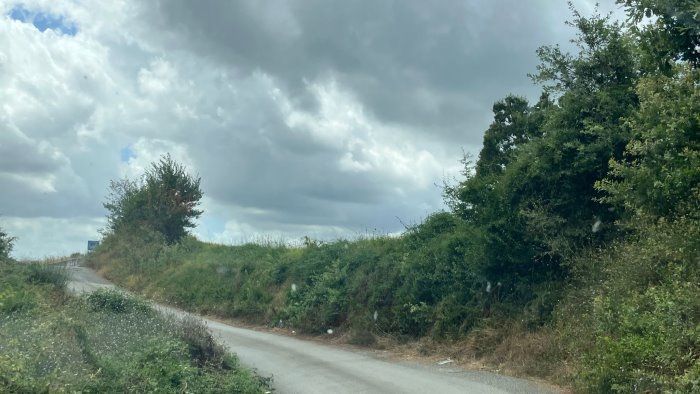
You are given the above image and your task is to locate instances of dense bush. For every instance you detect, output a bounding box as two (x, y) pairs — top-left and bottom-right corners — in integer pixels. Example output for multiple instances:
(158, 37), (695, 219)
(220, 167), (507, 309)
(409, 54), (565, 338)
(88, 212), (547, 340)
(86, 288), (151, 314)
(554, 216), (700, 393)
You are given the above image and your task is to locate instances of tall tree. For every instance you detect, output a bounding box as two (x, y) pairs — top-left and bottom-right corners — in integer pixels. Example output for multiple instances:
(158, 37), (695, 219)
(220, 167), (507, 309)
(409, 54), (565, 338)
(0, 225), (15, 260)
(519, 7), (638, 243)
(448, 8), (640, 291)
(475, 95), (547, 178)
(104, 154), (203, 244)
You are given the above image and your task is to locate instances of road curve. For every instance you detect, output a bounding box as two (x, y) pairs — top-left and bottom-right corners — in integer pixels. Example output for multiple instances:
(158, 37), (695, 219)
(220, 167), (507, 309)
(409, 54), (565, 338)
(68, 265), (559, 394)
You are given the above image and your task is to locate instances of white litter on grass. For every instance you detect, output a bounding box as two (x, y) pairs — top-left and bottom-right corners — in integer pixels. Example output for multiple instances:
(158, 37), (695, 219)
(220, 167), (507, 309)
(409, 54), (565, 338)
(327, 329), (334, 334)
(437, 358), (454, 365)
(373, 310), (378, 322)
(291, 283), (297, 292)
(216, 266), (229, 275)
(486, 281), (492, 293)
(592, 219), (602, 233)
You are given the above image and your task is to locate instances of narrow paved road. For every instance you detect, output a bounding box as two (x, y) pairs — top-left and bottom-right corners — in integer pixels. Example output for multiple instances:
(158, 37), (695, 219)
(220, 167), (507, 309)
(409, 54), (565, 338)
(68, 265), (559, 394)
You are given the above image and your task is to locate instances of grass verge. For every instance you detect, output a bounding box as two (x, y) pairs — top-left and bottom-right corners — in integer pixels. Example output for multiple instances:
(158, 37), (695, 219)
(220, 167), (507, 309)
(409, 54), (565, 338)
(0, 259), (270, 393)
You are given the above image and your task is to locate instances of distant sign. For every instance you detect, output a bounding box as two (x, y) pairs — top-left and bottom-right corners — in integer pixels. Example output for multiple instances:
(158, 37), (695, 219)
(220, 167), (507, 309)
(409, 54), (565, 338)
(87, 240), (100, 252)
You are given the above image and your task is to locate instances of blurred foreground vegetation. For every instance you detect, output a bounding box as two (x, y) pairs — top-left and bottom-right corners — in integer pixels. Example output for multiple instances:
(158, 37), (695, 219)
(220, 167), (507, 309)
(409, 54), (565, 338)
(0, 258), (269, 393)
(88, 1), (700, 392)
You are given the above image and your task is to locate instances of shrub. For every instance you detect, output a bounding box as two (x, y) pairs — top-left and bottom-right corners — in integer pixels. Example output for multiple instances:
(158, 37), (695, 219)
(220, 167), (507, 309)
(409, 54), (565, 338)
(25, 263), (68, 288)
(86, 289), (151, 314)
(176, 316), (231, 369)
(560, 217), (700, 393)
(124, 339), (195, 392)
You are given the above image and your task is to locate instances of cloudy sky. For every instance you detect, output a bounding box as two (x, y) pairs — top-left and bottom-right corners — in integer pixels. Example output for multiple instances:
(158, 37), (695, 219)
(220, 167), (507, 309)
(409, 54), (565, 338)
(0, 0), (620, 258)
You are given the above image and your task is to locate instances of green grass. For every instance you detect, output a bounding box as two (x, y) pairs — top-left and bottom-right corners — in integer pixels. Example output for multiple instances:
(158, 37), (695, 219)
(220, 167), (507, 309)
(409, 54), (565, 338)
(88, 213), (700, 392)
(0, 260), (270, 393)
(88, 216), (552, 339)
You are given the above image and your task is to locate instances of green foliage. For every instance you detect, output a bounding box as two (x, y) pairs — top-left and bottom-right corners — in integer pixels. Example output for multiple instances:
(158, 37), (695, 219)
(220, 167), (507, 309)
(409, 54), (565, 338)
(25, 263), (68, 288)
(475, 95), (546, 177)
(557, 216), (700, 393)
(0, 286), (36, 314)
(176, 316), (232, 369)
(0, 261), (269, 393)
(89, 213), (517, 339)
(0, 262), (64, 314)
(104, 154), (203, 244)
(87, 223), (167, 283)
(86, 288), (151, 313)
(617, 0), (700, 71)
(0, 225), (15, 261)
(282, 258), (349, 332)
(440, 9), (642, 335)
(599, 65), (700, 219)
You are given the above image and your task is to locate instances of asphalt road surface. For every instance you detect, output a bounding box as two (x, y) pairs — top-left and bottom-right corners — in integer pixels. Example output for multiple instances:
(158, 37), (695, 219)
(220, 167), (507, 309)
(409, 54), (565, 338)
(68, 265), (560, 394)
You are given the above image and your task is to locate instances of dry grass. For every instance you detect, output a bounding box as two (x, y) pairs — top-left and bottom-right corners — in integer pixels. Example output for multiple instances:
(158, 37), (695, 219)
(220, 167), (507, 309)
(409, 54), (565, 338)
(341, 324), (573, 392)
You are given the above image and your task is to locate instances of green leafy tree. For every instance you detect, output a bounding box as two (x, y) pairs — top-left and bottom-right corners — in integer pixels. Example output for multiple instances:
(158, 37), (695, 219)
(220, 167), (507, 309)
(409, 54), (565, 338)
(618, 0), (700, 72)
(104, 154), (203, 244)
(0, 225), (15, 260)
(598, 65), (700, 219)
(443, 8), (640, 318)
(515, 7), (638, 247)
(475, 95), (547, 178)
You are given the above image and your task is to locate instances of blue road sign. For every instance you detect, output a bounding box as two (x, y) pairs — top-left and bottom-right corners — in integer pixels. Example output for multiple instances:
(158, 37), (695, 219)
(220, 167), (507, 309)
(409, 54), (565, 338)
(87, 240), (100, 252)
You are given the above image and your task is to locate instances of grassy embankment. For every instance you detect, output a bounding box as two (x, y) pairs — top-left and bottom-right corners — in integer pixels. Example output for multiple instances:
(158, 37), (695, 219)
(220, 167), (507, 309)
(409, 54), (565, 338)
(0, 258), (270, 393)
(86, 214), (700, 393)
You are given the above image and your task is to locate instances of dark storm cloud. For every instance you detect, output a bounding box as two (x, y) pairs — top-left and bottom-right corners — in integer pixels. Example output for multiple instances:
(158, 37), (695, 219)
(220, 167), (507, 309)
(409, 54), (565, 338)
(141, 0), (569, 145)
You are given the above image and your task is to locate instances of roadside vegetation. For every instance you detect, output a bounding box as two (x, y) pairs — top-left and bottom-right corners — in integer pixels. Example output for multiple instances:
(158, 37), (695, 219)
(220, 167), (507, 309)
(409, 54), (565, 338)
(88, 1), (700, 392)
(0, 246), (269, 393)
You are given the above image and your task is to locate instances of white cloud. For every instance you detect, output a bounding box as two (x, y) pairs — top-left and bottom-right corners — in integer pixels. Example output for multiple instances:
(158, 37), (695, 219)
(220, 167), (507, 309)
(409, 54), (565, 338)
(3, 216), (105, 260)
(0, 0), (595, 258)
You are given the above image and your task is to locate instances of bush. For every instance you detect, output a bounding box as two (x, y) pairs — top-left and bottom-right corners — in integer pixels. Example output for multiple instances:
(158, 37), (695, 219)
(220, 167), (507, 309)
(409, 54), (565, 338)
(0, 286), (35, 314)
(559, 217), (700, 393)
(25, 263), (67, 288)
(86, 289), (151, 314)
(124, 339), (195, 392)
(176, 316), (231, 369)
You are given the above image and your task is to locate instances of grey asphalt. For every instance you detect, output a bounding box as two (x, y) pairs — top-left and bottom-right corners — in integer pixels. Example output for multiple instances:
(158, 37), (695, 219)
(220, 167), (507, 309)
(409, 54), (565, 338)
(68, 265), (560, 394)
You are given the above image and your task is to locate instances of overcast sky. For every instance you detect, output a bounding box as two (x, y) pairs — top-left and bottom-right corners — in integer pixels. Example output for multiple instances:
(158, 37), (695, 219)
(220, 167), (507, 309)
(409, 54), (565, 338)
(0, 0), (621, 259)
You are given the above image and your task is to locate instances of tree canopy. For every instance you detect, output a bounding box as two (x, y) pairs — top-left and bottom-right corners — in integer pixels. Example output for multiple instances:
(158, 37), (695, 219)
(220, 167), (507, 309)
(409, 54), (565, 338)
(104, 154), (203, 244)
